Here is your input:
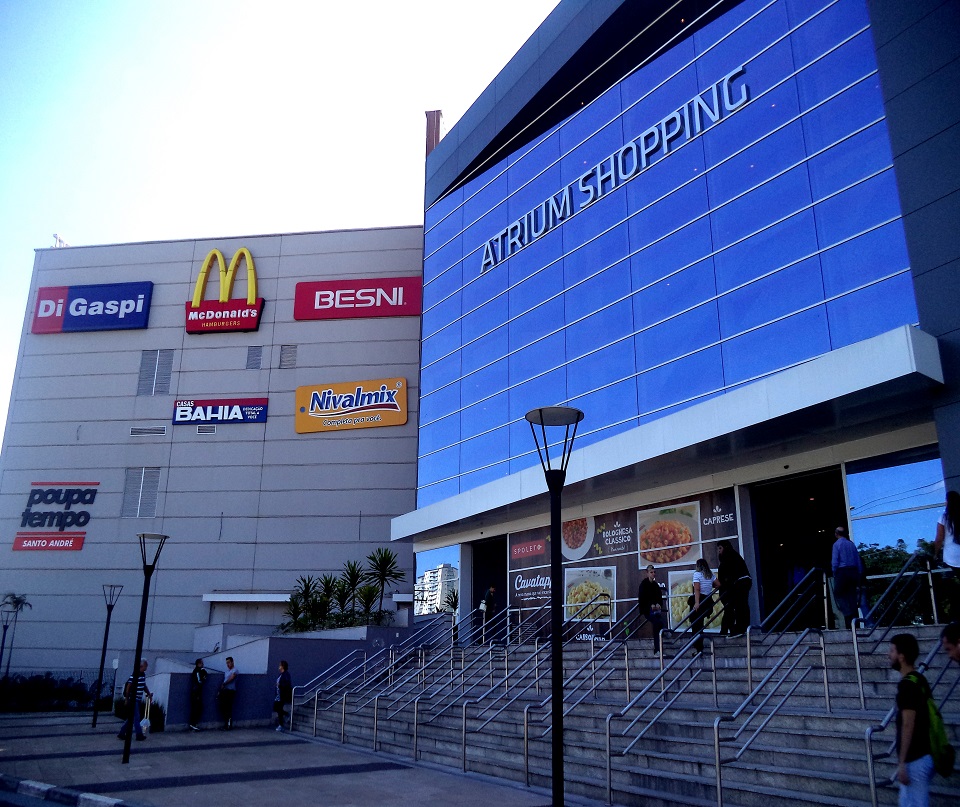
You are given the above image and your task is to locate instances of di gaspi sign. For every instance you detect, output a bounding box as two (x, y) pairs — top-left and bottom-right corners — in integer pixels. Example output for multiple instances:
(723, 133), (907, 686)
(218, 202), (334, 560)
(185, 247), (264, 333)
(295, 378), (407, 433)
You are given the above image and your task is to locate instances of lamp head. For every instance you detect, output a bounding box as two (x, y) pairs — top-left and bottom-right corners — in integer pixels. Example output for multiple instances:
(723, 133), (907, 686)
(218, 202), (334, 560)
(137, 533), (169, 567)
(525, 406), (584, 477)
(0, 609), (13, 628)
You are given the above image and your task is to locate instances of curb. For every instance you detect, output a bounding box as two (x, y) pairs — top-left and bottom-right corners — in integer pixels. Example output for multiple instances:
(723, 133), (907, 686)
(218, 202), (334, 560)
(0, 773), (149, 807)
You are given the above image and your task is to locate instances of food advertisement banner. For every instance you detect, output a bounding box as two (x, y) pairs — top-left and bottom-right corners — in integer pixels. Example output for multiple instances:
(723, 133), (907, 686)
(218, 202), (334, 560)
(295, 378), (407, 433)
(507, 488), (739, 635)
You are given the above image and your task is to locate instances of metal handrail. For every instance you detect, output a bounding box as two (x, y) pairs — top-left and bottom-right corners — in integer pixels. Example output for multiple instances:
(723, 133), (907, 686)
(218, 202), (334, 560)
(745, 569), (829, 687)
(864, 642), (960, 807)
(712, 628), (830, 807)
(290, 647), (367, 715)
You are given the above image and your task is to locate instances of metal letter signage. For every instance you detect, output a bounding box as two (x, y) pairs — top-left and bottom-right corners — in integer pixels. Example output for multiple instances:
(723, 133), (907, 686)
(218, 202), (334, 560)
(185, 247), (264, 333)
(172, 398), (268, 424)
(13, 480), (99, 550)
(295, 378), (407, 433)
(32, 282), (153, 334)
(293, 276), (422, 321)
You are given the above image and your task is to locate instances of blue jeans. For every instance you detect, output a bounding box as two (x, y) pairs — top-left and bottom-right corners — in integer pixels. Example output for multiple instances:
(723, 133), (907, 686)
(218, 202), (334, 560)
(118, 700), (144, 738)
(899, 754), (933, 807)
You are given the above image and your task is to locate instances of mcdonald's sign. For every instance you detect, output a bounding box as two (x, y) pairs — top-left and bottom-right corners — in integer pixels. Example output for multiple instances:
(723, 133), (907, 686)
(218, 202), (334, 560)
(185, 247), (264, 333)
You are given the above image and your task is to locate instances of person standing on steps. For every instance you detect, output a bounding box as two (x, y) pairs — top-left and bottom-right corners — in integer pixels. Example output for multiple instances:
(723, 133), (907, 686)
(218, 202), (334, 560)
(189, 658), (207, 731)
(637, 565), (664, 654)
(716, 540), (752, 637)
(690, 559), (715, 655)
(481, 584), (497, 643)
(219, 656), (237, 730)
(831, 526), (862, 628)
(934, 491), (960, 611)
(273, 660), (292, 731)
(889, 633), (933, 806)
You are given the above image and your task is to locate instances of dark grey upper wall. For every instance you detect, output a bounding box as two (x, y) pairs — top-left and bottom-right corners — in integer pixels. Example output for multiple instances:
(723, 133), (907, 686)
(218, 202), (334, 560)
(867, 0), (960, 486)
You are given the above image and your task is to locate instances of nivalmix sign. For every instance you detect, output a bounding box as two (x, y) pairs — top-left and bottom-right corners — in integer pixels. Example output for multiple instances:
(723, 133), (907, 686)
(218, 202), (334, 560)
(479, 66), (749, 272)
(32, 282), (153, 333)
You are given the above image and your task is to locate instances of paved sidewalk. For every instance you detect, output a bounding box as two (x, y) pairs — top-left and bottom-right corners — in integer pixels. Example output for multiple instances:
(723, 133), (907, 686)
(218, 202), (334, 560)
(0, 713), (557, 807)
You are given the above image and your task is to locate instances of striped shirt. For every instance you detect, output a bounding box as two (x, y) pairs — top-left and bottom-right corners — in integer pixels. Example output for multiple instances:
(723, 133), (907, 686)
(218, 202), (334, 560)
(125, 673), (147, 701)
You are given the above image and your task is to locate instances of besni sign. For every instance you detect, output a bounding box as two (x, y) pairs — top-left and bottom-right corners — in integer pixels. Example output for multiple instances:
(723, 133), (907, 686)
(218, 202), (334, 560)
(293, 276), (421, 321)
(185, 247), (264, 333)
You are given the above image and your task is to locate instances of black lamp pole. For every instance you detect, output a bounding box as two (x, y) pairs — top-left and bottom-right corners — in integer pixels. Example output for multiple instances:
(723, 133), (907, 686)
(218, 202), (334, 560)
(122, 534), (167, 764)
(525, 406), (583, 807)
(92, 584), (123, 727)
(0, 610), (13, 679)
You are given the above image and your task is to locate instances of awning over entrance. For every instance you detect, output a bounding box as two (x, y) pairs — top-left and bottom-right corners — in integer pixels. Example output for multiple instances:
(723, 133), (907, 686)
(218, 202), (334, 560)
(393, 325), (943, 545)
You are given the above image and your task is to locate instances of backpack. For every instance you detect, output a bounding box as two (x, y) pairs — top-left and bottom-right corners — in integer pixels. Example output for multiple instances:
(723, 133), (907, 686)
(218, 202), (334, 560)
(906, 672), (956, 778)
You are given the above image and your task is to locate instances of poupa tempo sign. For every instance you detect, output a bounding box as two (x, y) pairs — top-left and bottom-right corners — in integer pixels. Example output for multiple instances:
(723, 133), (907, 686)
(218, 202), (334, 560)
(12, 481), (99, 551)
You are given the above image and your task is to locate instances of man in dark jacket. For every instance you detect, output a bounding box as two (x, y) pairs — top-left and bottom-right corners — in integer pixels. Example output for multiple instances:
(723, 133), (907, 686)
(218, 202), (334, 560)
(637, 565), (664, 653)
(274, 660), (292, 731)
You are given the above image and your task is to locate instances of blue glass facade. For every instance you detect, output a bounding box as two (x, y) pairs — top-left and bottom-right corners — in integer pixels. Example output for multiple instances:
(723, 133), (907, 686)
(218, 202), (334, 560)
(418, 0), (918, 508)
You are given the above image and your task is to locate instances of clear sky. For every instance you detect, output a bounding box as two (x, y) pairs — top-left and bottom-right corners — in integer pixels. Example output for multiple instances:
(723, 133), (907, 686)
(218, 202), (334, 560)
(0, 0), (561, 447)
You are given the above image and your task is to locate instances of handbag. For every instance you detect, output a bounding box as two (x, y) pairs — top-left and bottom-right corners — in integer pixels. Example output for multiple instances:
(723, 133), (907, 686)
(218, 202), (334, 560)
(479, 600), (487, 612)
(140, 698), (151, 734)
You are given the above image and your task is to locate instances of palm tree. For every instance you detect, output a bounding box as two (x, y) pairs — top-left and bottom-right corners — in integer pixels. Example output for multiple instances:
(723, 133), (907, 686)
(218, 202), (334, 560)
(442, 587), (459, 615)
(364, 547), (406, 613)
(356, 585), (380, 625)
(2, 593), (32, 677)
(341, 560), (365, 616)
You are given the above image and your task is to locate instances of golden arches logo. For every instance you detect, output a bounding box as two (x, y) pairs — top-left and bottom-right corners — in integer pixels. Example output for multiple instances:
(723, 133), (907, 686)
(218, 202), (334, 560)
(185, 247), (264, 334)
(190, 248), (258, 308)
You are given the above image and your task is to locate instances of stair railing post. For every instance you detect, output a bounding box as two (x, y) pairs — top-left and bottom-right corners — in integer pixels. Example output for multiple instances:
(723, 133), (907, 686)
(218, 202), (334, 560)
(713, 716), (725, 807)
(711, 638), (719, 709)
(605, 714), (614, 804)
(413, 696), (420, 760)
(821, 570), (830, 629)
(524, 704), (531, 786)
(819, 631), (831, 713)
(926, 560), (939, 624)
(745, 625), (754, 691)
(373, 695), (379, 751)
(624, 642), (631, 702)
(851, 621), (865, 709)
(313, 692), (319, 737)
(461, 700), (472, 772)
(340, 692), (348, 743)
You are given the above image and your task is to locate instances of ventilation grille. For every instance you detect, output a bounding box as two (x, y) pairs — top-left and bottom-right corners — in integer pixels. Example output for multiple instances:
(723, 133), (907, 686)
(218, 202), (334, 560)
(197, 425), (217, 435)
(246, 345), (263, 370)
(130, 426), (167, 436)
(121, 467), (161, 518)
(136, 350), (174, 396)
(279, 344), (297, 369)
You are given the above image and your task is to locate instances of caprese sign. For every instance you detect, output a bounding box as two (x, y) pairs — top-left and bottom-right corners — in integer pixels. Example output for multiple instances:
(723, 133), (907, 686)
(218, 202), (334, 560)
(172, 398), (268, 424)
(293, 276), (421, 321)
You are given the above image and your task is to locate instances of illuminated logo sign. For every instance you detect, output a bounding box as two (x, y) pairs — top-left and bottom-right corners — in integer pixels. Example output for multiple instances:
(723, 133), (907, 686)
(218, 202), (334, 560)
(293, 276), (422, 321)
(511, 539), (546, 560)
(479, 66), (749, 273)
(173, 398), (268, 424)
(13, 481), (99, 551)
(32, 282), (153, 334)
(295, 378), (407, 433)
(185, 248), (264, 333)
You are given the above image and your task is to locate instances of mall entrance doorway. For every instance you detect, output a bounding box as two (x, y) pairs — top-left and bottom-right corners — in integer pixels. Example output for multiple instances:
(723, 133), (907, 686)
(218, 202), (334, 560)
(471, 535), (507, 639)
(750, 467), (847, 625)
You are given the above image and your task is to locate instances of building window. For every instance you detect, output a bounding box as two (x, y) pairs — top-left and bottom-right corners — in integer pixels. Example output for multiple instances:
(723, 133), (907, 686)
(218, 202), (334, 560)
(121, 467), (161, 518)
(279, 345), (297, 369)
(137, 350), (173, 396)
(246, 346), (263, 370)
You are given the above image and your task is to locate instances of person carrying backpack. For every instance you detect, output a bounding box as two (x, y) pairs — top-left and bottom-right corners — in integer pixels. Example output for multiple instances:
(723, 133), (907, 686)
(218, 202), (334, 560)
(888, 633), (955, 806)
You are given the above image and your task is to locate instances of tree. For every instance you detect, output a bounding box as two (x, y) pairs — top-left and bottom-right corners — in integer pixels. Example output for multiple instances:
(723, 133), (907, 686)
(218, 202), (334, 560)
(2, 593), (32, 677)
(441, 587), (459, 614)
(356, 585), (380, 625)
(341, 560), (365, 616)
(364, 547), (406, 613)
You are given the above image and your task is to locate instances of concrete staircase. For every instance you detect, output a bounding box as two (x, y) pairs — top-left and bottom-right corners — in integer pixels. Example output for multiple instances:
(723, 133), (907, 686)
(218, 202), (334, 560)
(291, 625), (960, 806)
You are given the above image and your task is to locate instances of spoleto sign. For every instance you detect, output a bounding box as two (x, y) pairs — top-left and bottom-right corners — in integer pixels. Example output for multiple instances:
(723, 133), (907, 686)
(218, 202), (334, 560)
(479, 66), (749, 273)
(295, 378), (407, 433)
(32, 282), (153, 333)
(13, 481), (99, 551)
(185, 247), (264, 333)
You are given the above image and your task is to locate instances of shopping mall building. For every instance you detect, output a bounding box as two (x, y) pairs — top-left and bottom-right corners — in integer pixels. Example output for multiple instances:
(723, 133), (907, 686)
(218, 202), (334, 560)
(0, 227), (423, 670)
(393, 0), (960, 629)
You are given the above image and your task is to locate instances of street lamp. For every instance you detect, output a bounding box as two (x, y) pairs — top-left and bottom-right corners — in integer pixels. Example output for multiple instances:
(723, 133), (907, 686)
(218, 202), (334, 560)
(122, 533), (167, 764)
(92, 585), (122, 727)
(525, 405), (583, 807)
(0, 609), (13, 679)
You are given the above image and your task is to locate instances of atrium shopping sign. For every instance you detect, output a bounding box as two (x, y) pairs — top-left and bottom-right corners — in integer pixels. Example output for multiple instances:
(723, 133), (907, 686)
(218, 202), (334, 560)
(479, 65), (749, 273)
(295, 377), (407, 433)
(185, 247), (264, 333)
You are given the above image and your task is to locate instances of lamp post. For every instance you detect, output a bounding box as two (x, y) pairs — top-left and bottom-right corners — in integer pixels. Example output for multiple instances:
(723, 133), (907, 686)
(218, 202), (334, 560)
(122, 534), (167, 764)
(0, 609), (13, 679)
(525, 406), (583, 807)
(92, 585), (123, 727)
